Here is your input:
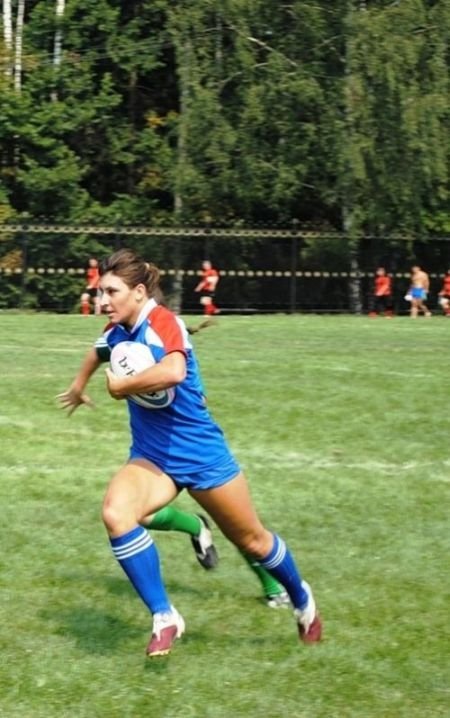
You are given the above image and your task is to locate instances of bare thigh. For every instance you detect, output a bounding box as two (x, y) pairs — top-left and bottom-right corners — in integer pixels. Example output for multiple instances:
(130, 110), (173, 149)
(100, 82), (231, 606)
(103, 458), (179, 537)
(189, 471), (273, 559)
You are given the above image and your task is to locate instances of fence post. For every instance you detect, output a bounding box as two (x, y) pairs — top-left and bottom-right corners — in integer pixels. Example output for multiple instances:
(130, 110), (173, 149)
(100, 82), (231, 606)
(290, 220), (299, 313)
(348, 237), (363, 314)
(20, 234), (28, 309)
(171, 235), (183, 314)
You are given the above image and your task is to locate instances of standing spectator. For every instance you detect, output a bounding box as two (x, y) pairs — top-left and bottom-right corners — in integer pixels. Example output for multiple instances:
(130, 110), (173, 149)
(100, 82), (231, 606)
(81, 257), (101, 316)
(369, 267), (393, 318)
(409, 265), (431, 318)
(437, 269), (450, 316)
(194, 260), (220, 315)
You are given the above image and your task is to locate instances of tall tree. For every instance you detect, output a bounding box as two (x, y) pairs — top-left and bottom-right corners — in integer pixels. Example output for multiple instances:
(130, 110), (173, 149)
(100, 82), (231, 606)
(337, 0), (449, 235)
(13, 0), (25, 91)
(2, 0), (13, 77)
(0, 0), (448, 242)
(51, 0), (65, 101)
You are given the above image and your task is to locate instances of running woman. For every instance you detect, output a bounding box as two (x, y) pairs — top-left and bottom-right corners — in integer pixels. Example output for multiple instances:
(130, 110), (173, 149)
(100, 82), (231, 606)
(58, 248), (321, 657)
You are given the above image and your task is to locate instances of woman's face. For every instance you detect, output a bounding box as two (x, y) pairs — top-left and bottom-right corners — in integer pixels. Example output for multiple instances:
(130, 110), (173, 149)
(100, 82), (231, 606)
(100, 271), (146, 327)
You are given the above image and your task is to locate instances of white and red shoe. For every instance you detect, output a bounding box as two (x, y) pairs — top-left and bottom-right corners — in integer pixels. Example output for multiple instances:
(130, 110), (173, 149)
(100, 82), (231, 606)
(146, 606), (185, 657)
(294, 581), (322, 643)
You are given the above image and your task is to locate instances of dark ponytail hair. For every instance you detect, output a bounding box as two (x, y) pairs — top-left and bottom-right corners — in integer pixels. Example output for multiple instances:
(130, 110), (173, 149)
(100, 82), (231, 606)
(99, 249), (161, 298)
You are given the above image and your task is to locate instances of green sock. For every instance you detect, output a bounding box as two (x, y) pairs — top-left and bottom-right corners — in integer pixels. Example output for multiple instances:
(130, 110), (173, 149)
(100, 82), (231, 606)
(147, 506), (201, 536)
(242, 553), (284, 597)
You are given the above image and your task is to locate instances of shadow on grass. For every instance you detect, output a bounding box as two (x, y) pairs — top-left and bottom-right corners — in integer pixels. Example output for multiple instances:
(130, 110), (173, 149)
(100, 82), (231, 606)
(40, 570), (277, 659)
(40, 604), (143, 654)
(38, 571), (214, 658)
(104, 575), (209, 600)
(51, 570), (210, 599)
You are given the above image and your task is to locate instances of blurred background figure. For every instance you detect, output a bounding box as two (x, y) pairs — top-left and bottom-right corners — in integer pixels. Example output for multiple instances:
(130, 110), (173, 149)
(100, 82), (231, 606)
(80, 257), (101, 316)
(369, 266), (393, 318)
(194, 260), (220, 316)
(437, 269), (450, 317)
(409, 265), (431, 318)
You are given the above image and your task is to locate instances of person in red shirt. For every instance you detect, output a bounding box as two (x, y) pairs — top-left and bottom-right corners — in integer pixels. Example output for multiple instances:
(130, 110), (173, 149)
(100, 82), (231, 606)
(194, 260), (220, 315)
(80, 257), (101, 316)
(369, 266), (393, 318)
(438, 269), (450, 316)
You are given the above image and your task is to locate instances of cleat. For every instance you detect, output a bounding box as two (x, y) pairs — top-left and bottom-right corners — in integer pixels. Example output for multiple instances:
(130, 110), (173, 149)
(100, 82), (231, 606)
(146, 606), (185, 657)
(190, 514), (219, 570)
(266, 590), (291, 609)
(294, 581), (322, 643)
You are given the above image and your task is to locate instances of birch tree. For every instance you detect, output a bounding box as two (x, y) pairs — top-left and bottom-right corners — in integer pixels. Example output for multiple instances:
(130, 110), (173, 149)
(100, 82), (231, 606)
(2, 0), (13, 77)
(13, 0), (25, 92)
(51, 0), (65, 101)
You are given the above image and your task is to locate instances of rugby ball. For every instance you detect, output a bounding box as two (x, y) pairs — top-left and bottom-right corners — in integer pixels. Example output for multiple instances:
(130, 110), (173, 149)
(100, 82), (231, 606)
(110, 341), (175, 409)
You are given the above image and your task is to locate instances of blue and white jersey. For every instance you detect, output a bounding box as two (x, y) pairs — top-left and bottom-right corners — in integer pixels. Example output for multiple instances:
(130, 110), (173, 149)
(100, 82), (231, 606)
(95, 299), (236, 476)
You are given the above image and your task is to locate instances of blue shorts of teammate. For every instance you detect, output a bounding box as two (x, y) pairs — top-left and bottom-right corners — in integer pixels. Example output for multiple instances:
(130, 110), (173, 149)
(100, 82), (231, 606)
(411, 287), (426, 300)
(129, 451), (241, 491)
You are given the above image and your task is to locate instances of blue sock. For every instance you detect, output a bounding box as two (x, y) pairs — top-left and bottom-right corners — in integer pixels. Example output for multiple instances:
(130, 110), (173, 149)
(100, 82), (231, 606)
(258, 533), (309, 610)
(110, 526), (171, 615)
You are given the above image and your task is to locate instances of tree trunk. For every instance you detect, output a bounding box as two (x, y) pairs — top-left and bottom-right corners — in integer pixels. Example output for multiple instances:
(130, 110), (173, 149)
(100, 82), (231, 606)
(348, 246), (363, 314)
(14, 0), (25, 92)
(171, 29), (192, 314)
(51, 0), (65, 101)
(342, 2), (363, 314)
(3, 0), (13, 77)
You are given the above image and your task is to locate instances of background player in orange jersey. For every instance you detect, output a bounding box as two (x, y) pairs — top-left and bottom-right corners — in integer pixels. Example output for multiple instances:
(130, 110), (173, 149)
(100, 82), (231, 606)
(437, 269), (450, 316)
(194, 260), (220, 315)
(80, 257), (101, 315)
(369, 266), (393, 317)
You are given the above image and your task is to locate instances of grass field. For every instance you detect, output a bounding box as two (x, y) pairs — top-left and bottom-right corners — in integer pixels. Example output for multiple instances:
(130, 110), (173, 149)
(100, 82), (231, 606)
(0, 313), (449, 718)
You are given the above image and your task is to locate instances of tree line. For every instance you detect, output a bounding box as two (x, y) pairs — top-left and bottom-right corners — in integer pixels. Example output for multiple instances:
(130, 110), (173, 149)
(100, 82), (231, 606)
(0, 1), (449, 275)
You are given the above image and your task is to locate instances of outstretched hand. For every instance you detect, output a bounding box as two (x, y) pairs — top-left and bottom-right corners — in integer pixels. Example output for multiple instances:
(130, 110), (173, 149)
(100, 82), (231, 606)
(56, 388), (95, 416)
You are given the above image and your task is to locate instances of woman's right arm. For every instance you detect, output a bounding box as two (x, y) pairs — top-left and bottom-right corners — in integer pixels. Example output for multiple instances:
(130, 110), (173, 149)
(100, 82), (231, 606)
(57, 347), (101, 415)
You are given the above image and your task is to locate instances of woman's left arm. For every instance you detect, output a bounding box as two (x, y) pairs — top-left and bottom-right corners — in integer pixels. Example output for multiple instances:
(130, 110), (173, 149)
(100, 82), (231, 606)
(105, 350), (187, 400)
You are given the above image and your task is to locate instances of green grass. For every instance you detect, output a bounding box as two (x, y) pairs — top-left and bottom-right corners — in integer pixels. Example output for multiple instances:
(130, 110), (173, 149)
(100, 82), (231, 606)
(0, 313), (449, 718)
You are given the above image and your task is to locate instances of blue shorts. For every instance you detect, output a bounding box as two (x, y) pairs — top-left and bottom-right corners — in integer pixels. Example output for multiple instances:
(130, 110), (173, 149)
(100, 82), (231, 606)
(172, 455), (241, 490)
(129, 452), (241, 491)
(411, 287), (426, 300)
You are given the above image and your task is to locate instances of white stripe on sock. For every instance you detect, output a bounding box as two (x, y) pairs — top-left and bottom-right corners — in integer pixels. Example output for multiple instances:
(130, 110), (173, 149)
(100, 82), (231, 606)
(260, 538), (286, 569)
(112, 531), (153, 560)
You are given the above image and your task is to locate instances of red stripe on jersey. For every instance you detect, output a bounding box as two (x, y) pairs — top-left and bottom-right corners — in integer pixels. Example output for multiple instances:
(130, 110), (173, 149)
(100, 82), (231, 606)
(149, 305), (187, 355)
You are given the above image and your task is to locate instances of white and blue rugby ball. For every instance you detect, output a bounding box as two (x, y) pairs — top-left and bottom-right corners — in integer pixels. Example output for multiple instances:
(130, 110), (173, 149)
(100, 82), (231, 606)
(110, 341), (175, 409)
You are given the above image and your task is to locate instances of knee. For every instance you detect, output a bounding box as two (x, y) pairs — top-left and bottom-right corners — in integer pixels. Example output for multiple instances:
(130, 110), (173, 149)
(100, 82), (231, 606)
(102, 497), (130, 535)
(237, 528), (273, 560)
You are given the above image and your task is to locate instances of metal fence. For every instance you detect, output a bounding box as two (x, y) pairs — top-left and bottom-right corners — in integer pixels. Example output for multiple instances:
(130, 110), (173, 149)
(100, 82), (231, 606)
(1, 223), (450, 313)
